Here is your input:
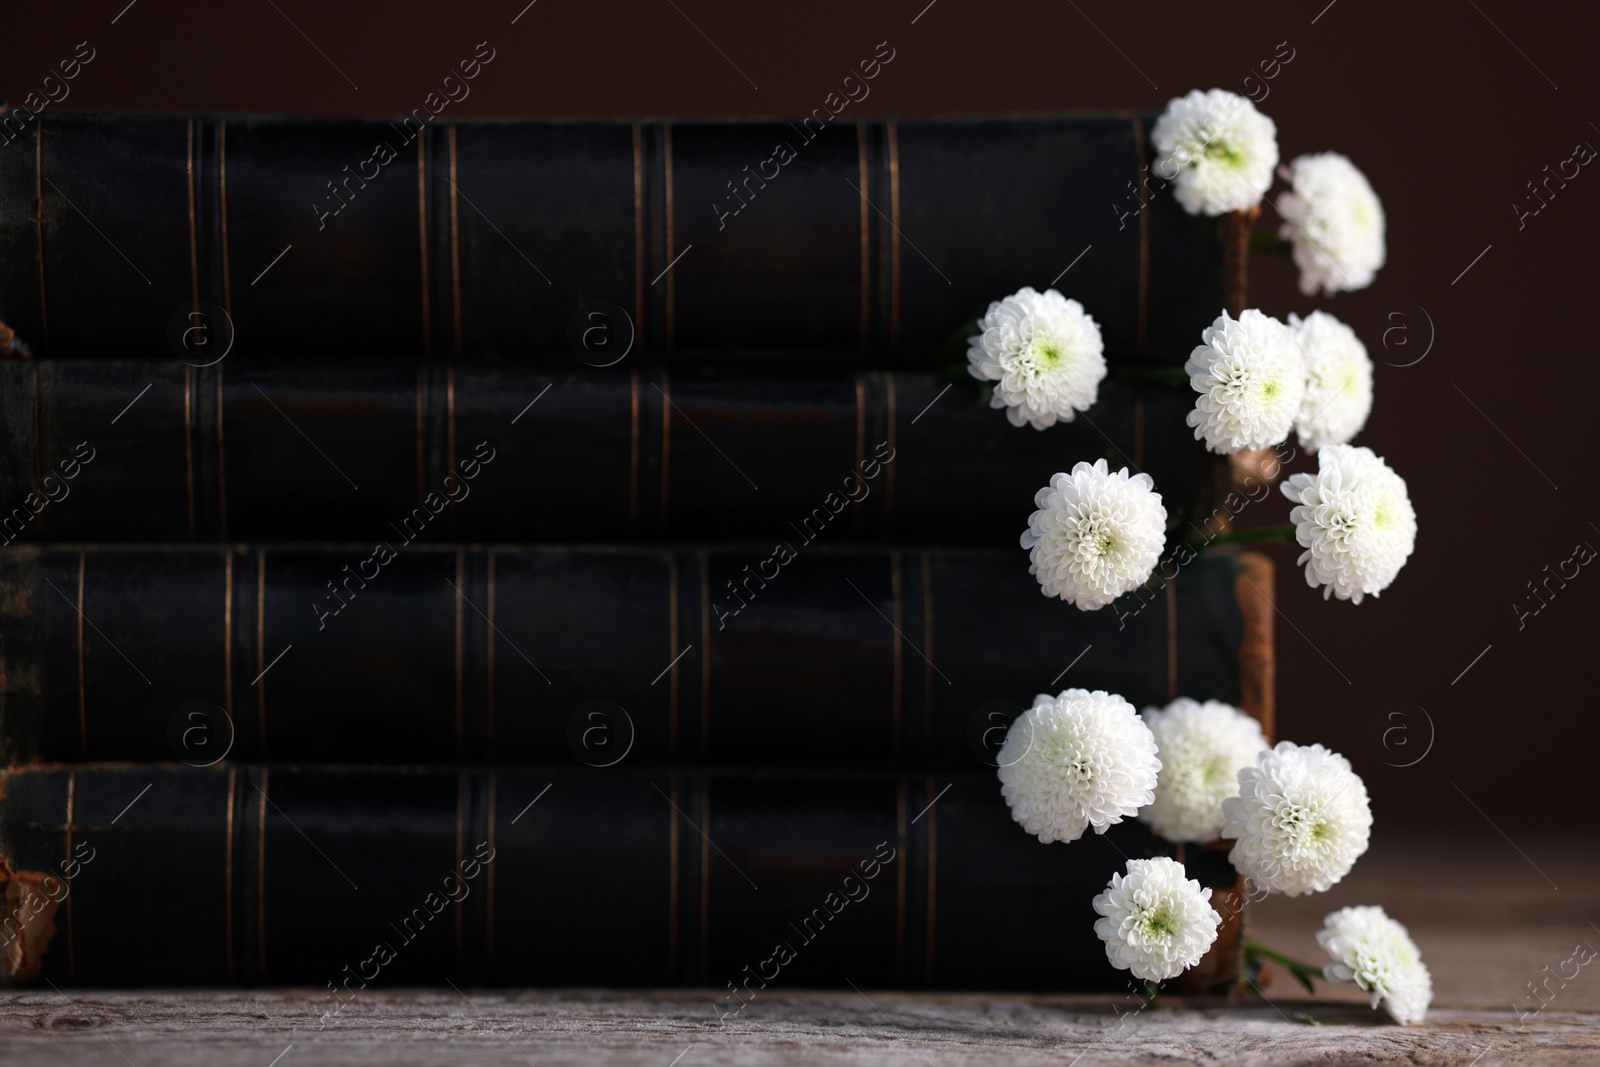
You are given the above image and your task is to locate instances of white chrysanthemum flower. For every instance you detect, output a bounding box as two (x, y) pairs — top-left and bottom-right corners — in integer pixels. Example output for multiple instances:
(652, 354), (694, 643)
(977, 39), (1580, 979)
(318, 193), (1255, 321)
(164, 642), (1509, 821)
(1021, 460), (1167, 611)
(1093, 857), (1222, 982)
(1222, 741), (1372, 896)
(1185, 309), (1306, 454)
(1277, 152), (1386, 296)
(1318, 906), (1433, 1025)
(1281, 445), (1416, 604)
(1140, 698), (1269, 843)
(1290, 311), (1373, 451)
(997, 689), (1161, 844)
(967, 286), (1107, 430)
(1151, 88), (1278, 216)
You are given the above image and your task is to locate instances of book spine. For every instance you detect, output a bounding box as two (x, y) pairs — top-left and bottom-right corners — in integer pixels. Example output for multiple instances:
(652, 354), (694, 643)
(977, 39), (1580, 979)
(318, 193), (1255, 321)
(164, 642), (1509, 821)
(0, 360), (1222, 544)
(0, 764), (1248, 990)
(0, 546), (1269, 768)
(0, 114), (1230, 363)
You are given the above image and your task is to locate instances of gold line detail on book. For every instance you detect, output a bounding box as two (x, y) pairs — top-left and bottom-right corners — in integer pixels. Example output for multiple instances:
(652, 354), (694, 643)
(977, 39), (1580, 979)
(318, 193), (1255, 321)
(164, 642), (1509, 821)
(698, 551), (709, 758)
(417, 132), (431, 357)
(664, 122), (676, 350)
(184, 366), (195, 537)
(887, 121), (901, 351)
(225, 765), (236, 981)
(660, 370), (671, 525)
(925, 775), (937, 985)
(486, 550), (497, 755)
(455, 550), (465, 758)
(891, 551), (902, 762)
(857, 119), (869, 349)
(76, 551), (85, 755)
(668, 552), (680, 759)
(894, 778), (906, 985)
(217, 364), (228, 540)
(632, 122), (644, 342)
(884, 374), (897, 523)
(629, 370), (640, 530)
(35, 120), (48, 350)
(220, 120), (232, 317)
(448, 126), (462, 358)
(668, 773), (680, 978)
(257, 767), (268, 978)
(485, 771), (497, 978)
(224, 551), (234, 722)
(64, 769), (75, 980)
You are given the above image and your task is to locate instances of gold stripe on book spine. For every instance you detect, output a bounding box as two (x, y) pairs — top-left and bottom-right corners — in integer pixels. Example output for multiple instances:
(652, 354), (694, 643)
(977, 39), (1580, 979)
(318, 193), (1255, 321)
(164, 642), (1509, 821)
(660, 371), (672, 525)
(184, 367), (195, 538)
(184, 120), (200, 363)
(220, 121), (232, 316)
(417, 133), (431, 356)
(857, 120), (869, 349)
(485, 771), (498, 977)
(924, 776), (937, 985)
(64, 770), (75, 980)
(890, 551), (902, 762)
(454, 772), (465, 975)
(486, 550), (497, 754)
(225, 765), (236, 981)
(447, 367), (457, 536)
(224, 552), (234, 722)
(667, 553), (679, 759)
(256, 550), (266, 752)
(698, 775), (710, 982)
(257, 767), (269, 977)
(449, 126), (463, 358)
(34, 121), (48, 349)
(632, 122), (644, 339)
(75, 551), (85, 755)
(629, 371), (640, 529)
(884, 374), (897, 522)
(887, 121), (902, 351)
(894, 778), (906, 985)
(217, 365), (228, 540)
(664, 122), (676, 350)
(667, 774), (680, 977)
(698, 551), (710, 757)
(454, 550), (465, 758)
(921, 553), (933, 758)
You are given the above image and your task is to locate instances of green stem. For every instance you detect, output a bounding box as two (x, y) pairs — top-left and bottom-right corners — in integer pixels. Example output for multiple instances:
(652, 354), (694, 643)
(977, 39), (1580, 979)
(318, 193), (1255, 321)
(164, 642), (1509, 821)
(1250, 234), (1293, 255)
(1194, 524), (1297, 548)
(1144, 979), (1160, 1007)
(1244, 939), (1323, 994)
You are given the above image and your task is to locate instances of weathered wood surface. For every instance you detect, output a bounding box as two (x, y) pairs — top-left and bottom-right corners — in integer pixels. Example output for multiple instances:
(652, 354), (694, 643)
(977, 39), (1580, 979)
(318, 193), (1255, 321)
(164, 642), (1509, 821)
(0, 834), (1594, 1065)
(0, 988), (1593, 1066)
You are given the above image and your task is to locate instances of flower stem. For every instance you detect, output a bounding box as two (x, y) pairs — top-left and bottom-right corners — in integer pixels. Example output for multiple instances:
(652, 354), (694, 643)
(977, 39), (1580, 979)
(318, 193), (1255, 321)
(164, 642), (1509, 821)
(1144, 979), (1160, 1007)
(1250, 234), (1294, 256)
(1244, 939), (1323, 994)
(1196, 524), (1298, 548)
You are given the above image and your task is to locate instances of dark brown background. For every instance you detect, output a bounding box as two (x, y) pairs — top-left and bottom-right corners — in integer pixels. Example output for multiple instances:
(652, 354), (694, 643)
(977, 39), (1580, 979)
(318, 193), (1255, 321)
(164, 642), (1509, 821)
(7, 0), (1597, 838)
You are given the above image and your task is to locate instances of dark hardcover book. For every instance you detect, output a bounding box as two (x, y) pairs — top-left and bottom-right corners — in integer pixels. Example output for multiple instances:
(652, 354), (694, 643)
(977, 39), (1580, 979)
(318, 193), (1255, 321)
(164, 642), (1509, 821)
(0, 546), (1271, 768)
(0, 359), (1223, 543)
(0, 763), (1250, 990)
(0, 113), (1243, 363)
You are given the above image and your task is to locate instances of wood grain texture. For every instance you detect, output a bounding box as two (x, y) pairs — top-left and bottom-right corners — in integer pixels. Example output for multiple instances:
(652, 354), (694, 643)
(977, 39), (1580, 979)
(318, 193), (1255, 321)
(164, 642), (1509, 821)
(0, 987), (1591, 1066)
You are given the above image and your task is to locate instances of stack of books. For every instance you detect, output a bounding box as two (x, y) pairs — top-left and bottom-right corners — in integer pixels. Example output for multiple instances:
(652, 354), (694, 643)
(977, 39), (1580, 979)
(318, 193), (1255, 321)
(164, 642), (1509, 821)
(0, 113), (1269, 995)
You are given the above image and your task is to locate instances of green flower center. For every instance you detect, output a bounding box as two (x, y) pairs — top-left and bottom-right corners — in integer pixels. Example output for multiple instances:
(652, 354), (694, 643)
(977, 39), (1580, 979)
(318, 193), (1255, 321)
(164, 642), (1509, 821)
(1204, 140), (1243, 167)
(1143, 906), (1176, 939)
(1030, 338), (1065, 370)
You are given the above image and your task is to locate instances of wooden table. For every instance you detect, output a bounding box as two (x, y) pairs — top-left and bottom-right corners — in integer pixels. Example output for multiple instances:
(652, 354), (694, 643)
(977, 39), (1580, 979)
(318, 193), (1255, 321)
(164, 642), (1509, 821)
(4, 833), (1595, 1065)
